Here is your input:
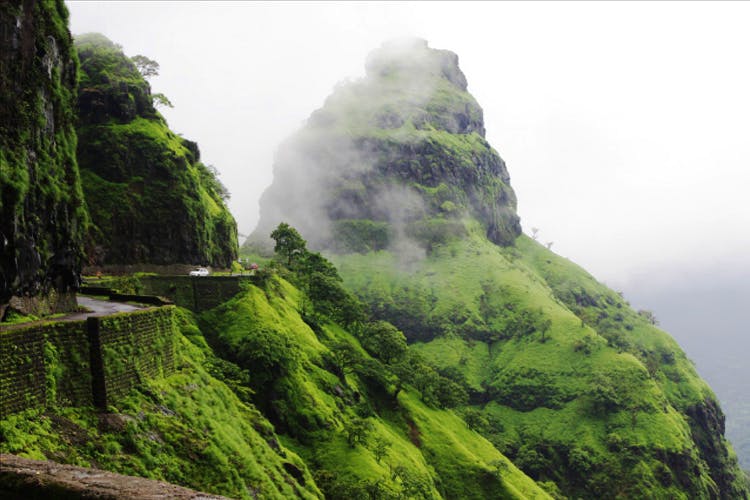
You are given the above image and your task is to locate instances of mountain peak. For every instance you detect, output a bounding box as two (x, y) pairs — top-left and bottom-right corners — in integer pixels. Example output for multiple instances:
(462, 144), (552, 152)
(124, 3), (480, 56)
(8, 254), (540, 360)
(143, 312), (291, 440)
(365, 38), (468, 91)
(250, 40), (520, 254)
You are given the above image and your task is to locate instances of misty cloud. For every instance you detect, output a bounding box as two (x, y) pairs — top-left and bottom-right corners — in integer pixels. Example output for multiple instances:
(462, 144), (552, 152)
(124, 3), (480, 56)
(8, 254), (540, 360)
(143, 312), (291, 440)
(248, 38), (487, 259)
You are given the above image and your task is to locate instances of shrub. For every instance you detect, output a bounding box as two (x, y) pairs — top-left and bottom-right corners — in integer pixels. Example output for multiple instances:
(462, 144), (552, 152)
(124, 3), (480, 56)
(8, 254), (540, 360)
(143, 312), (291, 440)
(359, 321), (407, 364)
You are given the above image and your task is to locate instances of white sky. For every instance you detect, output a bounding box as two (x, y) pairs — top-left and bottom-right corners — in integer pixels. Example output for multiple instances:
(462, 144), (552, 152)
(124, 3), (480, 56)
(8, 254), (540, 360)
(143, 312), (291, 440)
(66, 1), (750, 286)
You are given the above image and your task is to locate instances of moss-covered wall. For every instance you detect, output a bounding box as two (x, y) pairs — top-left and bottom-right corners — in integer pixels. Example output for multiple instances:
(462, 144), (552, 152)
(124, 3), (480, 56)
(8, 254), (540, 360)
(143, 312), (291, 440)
(0, 0), (87, 312)
(0, 306), (176, 415)
(98, 307), (175, 403)
(0, 320), (90, 414)
(0, 327), (48, 415)
(139, 276), (252, 312)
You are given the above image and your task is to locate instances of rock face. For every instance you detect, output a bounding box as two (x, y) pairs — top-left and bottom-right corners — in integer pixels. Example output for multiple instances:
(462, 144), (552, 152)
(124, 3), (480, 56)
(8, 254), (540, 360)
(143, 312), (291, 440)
(0, 0), (86, 315)
(74, 33), (238, 268)
(250, 38), (521, 253)
(0, 453), (229, 499)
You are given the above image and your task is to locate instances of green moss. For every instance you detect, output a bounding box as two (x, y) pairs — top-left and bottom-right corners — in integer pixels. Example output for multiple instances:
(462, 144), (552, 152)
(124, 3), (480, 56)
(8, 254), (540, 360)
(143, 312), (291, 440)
(74, 34), (237, 268)
(1, 0), (88, 304)
(0, 313), (321, 499)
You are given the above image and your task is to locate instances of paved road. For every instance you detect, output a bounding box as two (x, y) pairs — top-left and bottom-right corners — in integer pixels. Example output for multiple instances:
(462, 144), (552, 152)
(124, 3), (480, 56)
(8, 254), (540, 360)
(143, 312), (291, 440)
(63, 296), (145, 321)
(0, 296), (145, 331)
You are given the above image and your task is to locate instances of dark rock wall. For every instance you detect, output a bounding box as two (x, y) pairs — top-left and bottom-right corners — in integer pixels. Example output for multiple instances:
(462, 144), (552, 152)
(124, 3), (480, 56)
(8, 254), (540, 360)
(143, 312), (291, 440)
(0, 0), (86, 314)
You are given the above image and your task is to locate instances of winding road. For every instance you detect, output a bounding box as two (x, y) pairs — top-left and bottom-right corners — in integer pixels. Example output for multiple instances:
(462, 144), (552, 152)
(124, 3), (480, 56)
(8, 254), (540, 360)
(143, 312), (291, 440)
(65, 295), (144, 320)
(0, 296), (145, 332)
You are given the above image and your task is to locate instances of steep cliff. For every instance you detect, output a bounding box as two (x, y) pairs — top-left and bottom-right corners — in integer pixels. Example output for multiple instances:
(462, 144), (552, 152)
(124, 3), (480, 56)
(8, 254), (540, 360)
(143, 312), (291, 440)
(74, 33), (237, 268)
(0, 0), (86, 316)
(250, 38), (520, 253)
(250, 39), (749, 498)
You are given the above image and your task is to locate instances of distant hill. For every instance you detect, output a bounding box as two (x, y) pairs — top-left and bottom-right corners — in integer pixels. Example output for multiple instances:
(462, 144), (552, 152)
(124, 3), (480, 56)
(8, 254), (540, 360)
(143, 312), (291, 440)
(74, 33), (237, 268)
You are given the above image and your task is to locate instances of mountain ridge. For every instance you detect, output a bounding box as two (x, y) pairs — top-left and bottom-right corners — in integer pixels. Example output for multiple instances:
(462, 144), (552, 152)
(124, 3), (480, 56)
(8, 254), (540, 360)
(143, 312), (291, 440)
(250, 38), (521, 254)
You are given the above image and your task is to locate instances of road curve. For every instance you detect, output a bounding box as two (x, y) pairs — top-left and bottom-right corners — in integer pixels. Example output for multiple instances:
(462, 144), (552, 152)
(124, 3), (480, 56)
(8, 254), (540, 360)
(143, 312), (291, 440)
(0, 296), (146, 332)
(67, 296), (145, 320)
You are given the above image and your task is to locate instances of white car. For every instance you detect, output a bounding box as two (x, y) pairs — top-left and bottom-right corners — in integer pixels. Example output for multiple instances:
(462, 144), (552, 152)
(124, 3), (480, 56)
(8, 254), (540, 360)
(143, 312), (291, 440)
(189, 267), (209, 277)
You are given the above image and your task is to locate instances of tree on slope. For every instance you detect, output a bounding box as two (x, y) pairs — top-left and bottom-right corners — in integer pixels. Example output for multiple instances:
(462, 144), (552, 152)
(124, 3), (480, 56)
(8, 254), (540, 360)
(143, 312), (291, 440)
(271, 222), (306, 265)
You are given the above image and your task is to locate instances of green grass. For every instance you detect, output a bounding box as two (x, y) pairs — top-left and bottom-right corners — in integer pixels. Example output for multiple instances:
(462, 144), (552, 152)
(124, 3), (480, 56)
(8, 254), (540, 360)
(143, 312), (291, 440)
(197, 274), (549, 498)
(0, 312), (321, 500)
(330, 227), (747, 498)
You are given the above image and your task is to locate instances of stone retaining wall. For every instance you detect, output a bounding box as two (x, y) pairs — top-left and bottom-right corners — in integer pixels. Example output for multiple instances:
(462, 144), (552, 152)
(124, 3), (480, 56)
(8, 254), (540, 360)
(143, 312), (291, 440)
(139, 276), (252, 311)
(0, 306), (176, 416)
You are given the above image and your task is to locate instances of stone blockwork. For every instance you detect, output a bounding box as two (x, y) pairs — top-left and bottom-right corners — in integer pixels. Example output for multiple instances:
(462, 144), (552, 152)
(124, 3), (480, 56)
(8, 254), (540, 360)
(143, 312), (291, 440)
(45, 321), (93, 408)
(0, 320), (92, 416)
(0, 327), (48, 415)
(98, 307), (176, 405)
(0, 306), (176, 416)
(140, 276), (253, 312)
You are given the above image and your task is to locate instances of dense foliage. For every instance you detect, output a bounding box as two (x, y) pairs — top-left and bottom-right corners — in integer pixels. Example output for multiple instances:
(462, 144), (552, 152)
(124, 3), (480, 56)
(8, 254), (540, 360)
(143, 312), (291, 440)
(199, 233), (548, 499)
(74, 33), (237, 267)
(333, 229), (749, 498)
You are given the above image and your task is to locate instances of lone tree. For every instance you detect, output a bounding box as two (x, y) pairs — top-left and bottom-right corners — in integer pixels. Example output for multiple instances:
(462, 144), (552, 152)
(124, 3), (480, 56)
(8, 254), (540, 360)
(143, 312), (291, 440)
(151, 92), (173, 109)
(131, 54), (160, 79)
(271, 222), (307, 265)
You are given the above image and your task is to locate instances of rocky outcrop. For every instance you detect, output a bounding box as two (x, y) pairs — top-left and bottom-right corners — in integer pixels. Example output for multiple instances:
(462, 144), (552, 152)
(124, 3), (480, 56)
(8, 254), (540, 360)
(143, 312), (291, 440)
(0, 453), (228, 499)
(74, 34), (238, 268)
(249, 38), (521, 252)
(0, 0), (86, 316)
(687, 398), (749, 498)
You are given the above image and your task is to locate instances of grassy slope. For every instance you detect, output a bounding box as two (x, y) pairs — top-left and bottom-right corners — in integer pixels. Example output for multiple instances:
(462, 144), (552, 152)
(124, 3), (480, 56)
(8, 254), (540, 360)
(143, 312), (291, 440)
(332, 223), (746, 498)
(0, 310), (320, 499)
(199, 276), (548, 499)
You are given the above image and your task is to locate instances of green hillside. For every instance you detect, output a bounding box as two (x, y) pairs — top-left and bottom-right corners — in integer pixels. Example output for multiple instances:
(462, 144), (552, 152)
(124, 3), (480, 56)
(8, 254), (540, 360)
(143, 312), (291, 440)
(332, 227), (746, 497)
(74, 33), (237, 268)
(3, 7), (747, 497)
(1, 252), (549, 498)
(0, 309), (320, 499)
(198, 263), (548, 499)
(249, 38), (749, 498)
